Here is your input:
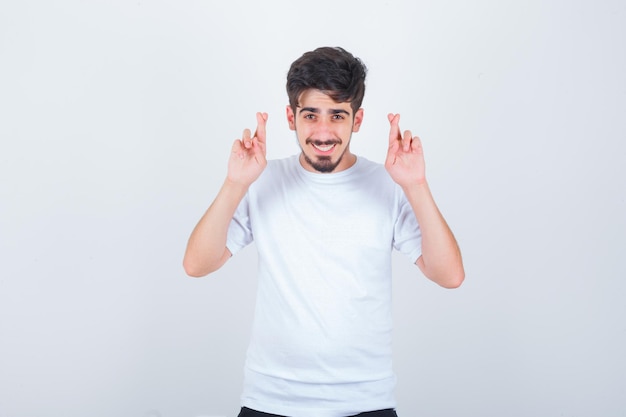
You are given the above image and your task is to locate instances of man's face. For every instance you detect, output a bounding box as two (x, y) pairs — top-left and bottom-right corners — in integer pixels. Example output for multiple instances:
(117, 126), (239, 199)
(286, 89), (363, 173)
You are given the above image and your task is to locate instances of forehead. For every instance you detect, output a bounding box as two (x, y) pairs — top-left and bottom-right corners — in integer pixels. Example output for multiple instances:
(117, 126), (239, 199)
(297, 89), (353, 114)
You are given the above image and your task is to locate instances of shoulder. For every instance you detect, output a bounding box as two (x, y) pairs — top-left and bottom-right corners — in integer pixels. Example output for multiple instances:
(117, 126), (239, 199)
(356, 156), (385, 173)
(353, 156), (407, 202)
(258, 155), (300, 182)
(354, 156), (394, 183)
(249, 155), (299, 192)
(265, 155), (299, 173)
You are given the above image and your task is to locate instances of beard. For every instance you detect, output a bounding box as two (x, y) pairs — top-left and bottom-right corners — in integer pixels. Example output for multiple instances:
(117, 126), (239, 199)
(301, 153), (344, 173)
(300, 138), (348, 173)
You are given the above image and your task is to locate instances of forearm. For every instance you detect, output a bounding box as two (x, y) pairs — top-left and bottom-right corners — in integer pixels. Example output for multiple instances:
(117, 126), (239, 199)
(183, 179), (248, 277)
(402, 181), (464, 288)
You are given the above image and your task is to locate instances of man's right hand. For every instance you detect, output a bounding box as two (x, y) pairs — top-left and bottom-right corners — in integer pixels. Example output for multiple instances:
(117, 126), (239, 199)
(183, 112), (269, 277)
(227, 112), (268, 187)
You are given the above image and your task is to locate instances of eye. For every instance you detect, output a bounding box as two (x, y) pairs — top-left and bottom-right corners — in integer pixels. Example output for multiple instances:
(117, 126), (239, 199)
(303, 113), (316, 120)
(332, 114), (345, 120)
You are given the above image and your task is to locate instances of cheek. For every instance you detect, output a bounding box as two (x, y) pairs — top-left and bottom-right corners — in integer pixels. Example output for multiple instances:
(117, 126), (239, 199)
(295, 127), (311, 142)
(340, 124), (355, 137)
(295, 126), (308, 137)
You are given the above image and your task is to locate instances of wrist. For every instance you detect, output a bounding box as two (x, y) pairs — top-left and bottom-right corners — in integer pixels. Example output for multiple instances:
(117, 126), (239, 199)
(222, 177), (251, 196)
(401, 178), (429, 195)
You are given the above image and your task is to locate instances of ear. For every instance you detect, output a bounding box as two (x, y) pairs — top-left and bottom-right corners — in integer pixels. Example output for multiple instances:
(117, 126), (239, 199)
(352, 108), (364, 133)
(286, 105), (296, 131)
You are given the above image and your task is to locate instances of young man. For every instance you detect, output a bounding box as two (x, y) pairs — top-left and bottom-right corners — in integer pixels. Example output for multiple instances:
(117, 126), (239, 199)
(183, 47), (464, 417)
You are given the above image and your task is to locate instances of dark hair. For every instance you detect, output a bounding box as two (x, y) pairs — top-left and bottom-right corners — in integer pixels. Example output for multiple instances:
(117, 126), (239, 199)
(286, 46), (367, 113)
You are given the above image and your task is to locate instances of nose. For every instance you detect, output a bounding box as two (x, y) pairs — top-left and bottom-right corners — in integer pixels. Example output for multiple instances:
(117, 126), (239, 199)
(313, 118), (333, 136)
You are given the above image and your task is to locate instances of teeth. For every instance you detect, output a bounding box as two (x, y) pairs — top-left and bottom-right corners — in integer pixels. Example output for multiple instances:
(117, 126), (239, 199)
(313, 144), (334, 152)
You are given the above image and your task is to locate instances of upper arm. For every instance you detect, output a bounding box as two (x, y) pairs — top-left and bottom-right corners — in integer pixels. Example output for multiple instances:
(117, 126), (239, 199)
(414, 254), (464, 289)
(415, 255), (426, 275)
(212, 247), (233, 274)
(185, 247), (233, 278)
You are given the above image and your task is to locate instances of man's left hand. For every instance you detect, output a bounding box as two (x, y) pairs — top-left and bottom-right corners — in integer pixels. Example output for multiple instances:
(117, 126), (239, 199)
(384, 113), (426, 188)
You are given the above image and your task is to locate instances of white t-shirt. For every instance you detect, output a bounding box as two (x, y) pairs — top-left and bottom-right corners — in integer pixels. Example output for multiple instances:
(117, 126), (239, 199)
(226, 155), (422, 417)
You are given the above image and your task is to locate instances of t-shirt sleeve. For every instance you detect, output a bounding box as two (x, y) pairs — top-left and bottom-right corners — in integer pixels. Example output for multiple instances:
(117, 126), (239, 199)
(392, 190), (422, 262)
(226, 192), (254, 256)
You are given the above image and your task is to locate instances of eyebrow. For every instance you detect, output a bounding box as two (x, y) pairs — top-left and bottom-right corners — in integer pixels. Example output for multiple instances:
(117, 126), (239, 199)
(298, 107), (351, 116)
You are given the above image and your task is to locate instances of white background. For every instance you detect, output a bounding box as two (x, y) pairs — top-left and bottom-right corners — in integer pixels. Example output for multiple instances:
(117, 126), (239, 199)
(1, 1), (625, 416)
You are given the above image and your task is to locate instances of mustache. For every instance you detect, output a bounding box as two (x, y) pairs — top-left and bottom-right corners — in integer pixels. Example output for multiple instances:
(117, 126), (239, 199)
(305, 138), (342, 146)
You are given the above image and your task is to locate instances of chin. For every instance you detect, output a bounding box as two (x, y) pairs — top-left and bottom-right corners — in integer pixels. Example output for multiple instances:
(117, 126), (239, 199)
(303, 154), (342, 173)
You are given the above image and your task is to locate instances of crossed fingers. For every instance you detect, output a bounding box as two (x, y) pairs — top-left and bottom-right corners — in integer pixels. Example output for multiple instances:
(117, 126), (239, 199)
(242, 112), (268, 150)
(388, 113), (421, 153)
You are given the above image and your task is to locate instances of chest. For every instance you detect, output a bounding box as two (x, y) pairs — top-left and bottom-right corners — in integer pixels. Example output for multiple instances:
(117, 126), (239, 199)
(249, 181), (397, 251)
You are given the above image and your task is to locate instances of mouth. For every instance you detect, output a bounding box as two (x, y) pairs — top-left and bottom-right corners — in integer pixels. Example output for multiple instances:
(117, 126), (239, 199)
(308, 139), (340, 155)
(312, 143), (336, 154)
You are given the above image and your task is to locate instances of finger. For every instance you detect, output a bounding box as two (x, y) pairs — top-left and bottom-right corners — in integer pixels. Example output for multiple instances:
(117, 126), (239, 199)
(242, 128), (252, 149)
(411, 134), (423, 154)
(254, 112), (268, 144)
(387, 113), (401, 148)
(402, 130), (413, 152)
(251, 137), (267, 164)
(231, 139), (245, 159)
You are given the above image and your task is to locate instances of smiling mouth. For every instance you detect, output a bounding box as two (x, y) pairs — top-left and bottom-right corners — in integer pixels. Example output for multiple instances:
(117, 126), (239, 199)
(312, 143), (336, 152)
